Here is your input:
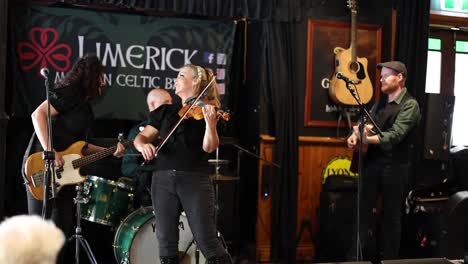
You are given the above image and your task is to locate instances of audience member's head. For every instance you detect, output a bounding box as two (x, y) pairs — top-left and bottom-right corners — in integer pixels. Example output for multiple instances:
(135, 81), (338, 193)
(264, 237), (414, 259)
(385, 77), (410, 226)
(147, 88), (172, 111)
(0, 215), (65, 264)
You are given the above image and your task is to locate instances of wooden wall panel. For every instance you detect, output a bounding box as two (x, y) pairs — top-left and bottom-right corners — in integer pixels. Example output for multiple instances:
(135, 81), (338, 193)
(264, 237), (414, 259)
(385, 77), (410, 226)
(256, 135), (353, 262)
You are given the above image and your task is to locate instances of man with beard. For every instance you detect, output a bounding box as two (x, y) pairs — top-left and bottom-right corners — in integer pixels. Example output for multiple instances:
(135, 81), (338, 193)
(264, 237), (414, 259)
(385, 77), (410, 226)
(347, 61), (421, 261)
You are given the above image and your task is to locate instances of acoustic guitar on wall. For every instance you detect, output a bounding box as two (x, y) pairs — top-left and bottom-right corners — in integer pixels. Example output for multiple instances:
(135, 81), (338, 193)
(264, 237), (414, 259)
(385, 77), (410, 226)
(329, 0), (373, 106)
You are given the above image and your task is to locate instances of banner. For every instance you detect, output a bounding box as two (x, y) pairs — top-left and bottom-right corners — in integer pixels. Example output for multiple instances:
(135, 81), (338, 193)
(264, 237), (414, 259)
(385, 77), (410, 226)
(11, 5), (236, 120)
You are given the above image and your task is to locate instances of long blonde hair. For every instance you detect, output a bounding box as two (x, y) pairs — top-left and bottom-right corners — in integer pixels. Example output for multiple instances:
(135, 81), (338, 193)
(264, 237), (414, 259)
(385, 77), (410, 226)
(184, 64), (220, 107)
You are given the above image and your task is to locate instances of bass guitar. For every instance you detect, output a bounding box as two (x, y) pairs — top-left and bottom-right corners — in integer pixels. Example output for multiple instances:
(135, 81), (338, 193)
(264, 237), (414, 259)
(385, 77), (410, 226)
(329, 0), (373, 105)
(24, 140), (132, 201)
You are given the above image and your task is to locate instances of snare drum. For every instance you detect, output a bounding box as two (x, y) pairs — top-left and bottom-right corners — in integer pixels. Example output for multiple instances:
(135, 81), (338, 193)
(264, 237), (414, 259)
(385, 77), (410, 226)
(113, 207), (205, 264)
(81, 175), (134, 226)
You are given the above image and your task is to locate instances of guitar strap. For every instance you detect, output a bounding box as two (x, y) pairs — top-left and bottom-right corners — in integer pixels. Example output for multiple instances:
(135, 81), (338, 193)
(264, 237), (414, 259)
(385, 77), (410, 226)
(21, 131), (36, 185)
(336, 106), (353, 137)
(344, 108), (352, 129)
(337, 108), (342, 137)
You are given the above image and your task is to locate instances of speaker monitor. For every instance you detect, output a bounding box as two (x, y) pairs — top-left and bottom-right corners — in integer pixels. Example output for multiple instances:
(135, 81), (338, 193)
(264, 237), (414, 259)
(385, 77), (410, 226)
(446, 191), (468, 258)
(401, 191), (468, 259)
(314, 262), (371, 264)
(381, 258), (452, 264)
(451, 148), (468, 190)
(423, 94), (455, 161)
(317, 176), (357, 262)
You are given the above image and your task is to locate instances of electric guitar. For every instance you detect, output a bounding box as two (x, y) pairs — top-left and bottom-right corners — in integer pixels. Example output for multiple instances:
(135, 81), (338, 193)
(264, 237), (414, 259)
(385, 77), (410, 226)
(329, 0), (373, 105)
(24, 140), (132, 201)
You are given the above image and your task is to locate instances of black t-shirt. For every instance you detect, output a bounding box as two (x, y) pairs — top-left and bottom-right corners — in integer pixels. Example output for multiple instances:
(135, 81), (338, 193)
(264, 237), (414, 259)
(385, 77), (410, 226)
(34, 83), (94, 152)
(147, 103), (210, 172)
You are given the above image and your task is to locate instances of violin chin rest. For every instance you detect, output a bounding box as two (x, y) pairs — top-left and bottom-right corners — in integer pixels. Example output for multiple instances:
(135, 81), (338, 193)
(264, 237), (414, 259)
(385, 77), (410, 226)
(195, 101), (207, 107)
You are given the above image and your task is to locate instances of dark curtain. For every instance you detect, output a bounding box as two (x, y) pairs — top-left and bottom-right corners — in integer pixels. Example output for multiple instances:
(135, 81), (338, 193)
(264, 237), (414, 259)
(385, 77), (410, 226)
(265, 3), (299, 263)
(26, 0), (281, 21)
(394, 0), (430, 187)
(0, 0), (9, 219)
(262, 21), (299, 263)
(395, 0), (430, 104)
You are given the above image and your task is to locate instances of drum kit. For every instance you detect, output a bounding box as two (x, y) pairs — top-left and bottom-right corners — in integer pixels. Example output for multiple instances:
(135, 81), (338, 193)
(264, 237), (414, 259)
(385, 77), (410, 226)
(81, 176), (134, 227)
(75, 143), (238, 264)
(113, 207), (205, 264)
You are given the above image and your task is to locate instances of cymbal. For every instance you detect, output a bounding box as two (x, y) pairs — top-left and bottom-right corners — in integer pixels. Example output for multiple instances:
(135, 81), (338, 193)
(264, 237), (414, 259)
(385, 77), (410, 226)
(220, 137), (238, 145)
(210, 174), (239, 181)
(208, 159), (230, 165)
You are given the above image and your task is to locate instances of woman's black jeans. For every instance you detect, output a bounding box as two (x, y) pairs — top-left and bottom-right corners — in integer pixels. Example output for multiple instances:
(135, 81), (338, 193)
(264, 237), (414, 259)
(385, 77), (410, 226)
(151, 170), (227, 258)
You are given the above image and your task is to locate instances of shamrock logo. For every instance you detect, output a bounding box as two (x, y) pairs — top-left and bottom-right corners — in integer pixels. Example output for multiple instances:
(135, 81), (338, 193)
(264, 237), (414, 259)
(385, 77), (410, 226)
(17, 27), (72, 76)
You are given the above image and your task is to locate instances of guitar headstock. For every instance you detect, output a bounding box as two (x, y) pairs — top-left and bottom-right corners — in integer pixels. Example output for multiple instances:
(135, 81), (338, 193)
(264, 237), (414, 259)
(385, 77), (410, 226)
(347, 0), (358, 12)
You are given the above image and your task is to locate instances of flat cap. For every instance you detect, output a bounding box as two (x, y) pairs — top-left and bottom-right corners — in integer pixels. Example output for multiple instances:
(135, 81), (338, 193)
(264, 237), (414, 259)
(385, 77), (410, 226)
(377, 61), (407, 77)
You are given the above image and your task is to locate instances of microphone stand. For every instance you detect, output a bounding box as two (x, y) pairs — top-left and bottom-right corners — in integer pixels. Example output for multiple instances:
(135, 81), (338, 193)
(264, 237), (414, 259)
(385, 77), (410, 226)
(342, 79), (382, 261)
(232, 144), (280, 170)
(41, 73), (57, 218)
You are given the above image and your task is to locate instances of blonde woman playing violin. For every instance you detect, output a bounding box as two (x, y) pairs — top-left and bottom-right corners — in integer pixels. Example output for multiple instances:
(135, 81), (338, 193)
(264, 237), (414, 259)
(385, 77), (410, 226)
(134, 64), (232, 264)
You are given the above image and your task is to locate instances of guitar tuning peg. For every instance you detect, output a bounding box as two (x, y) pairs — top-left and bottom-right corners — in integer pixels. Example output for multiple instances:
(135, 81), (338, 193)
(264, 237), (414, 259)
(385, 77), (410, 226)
(118, 133), (124, 143)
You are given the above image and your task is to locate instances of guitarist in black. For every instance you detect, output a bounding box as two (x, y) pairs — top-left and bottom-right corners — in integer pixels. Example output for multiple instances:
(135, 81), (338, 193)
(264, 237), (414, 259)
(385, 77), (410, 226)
(346, 61), (420, 261)
(26, 54), (125, 264)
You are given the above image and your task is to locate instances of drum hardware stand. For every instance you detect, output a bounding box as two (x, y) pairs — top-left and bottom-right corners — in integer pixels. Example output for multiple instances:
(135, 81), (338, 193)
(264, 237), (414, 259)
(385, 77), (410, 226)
(180, 239), (202, 264)
(209, 148), (231, 261)
(68, 183), (98, 264)
(212, 148), (229, 251)
(118, 253), (130, 264)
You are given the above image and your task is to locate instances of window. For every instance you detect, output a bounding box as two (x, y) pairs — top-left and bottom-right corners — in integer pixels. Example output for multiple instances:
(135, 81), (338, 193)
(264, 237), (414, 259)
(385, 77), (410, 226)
(425, 38), (442, 94)
(452, 40), (468, 145)
(426, 28), (468, 146)
(440, 0), (468, 13)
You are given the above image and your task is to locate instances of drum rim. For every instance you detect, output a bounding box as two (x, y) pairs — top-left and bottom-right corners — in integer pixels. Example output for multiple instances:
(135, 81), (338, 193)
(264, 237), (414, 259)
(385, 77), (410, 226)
(81, 215), (113, 226)
(87, 175), (133, 191)
(113, 206), (154, 263)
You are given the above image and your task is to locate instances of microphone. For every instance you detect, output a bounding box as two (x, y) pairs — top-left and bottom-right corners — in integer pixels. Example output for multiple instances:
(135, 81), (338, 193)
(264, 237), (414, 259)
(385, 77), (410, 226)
(40, 68), (49, 78)
(336, 72), (360, 84)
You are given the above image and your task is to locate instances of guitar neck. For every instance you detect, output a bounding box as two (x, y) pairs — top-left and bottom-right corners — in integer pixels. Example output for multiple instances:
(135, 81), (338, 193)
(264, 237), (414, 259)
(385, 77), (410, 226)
(350, 10), (357, 62)
(71, 140), (132, 169)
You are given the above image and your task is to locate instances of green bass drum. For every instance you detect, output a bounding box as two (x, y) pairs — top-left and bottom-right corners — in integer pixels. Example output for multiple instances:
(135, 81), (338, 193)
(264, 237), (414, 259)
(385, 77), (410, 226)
(113, 206), (206, 264)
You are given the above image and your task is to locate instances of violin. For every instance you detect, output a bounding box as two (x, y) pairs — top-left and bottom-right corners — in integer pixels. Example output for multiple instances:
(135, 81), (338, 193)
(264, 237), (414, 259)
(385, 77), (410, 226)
(178, 97), (230, 121)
